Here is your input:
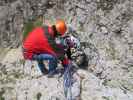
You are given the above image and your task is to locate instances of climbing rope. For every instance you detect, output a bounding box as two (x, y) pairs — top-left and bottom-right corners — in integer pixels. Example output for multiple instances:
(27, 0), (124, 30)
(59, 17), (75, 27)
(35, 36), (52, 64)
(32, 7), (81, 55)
(63, 61), (73, 100)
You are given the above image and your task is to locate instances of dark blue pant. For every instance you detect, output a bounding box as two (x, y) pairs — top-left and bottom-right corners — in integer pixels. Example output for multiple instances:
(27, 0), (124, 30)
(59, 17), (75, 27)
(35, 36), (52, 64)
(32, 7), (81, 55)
(33, 54), (57, 74)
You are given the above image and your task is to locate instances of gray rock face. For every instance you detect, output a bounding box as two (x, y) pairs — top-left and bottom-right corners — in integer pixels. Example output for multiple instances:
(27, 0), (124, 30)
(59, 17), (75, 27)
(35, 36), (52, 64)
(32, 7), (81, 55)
(0, 0), (132, 47)
(0, 48), (133, 100)
(0, 0), (133, 100)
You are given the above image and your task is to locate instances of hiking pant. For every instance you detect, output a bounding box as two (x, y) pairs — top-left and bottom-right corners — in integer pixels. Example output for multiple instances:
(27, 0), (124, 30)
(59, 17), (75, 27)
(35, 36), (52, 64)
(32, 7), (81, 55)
(33, 54), (57, 74)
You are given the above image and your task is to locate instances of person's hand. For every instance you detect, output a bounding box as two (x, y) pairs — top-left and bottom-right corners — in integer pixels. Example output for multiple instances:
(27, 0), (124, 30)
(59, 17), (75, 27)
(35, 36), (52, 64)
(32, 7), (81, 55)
(66, 48), (72, 60)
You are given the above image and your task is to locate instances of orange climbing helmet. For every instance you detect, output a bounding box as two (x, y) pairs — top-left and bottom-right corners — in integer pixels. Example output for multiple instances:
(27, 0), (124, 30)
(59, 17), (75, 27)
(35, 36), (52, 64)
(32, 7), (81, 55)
(55, 20), (67, 36)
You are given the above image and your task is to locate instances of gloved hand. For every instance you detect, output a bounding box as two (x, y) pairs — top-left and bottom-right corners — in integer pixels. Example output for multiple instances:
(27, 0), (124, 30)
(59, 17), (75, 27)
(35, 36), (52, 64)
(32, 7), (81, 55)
(66, 48), (72, 60)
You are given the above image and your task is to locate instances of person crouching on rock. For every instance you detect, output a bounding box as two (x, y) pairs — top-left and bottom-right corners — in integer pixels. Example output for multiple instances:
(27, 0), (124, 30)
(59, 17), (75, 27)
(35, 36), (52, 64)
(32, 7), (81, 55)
(22, 20), (70, 77)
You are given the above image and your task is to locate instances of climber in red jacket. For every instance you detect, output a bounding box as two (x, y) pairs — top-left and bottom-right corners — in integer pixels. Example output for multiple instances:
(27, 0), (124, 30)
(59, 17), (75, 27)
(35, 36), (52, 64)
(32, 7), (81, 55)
(22, 20), (70, 77)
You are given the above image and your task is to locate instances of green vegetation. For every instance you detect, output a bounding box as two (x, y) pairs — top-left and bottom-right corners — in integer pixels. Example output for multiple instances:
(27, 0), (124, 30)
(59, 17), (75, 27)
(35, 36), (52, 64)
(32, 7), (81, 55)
(36, 92), (42, 100)
(0, 88), (5, 100)
(23, 21), (34, 40)
(102, 96), (113, 100)
(23, 17), (43, 40)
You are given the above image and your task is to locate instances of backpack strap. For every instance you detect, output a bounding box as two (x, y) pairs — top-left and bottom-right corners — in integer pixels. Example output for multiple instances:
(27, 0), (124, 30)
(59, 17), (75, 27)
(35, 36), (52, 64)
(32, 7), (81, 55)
(43, 26), (65, 60)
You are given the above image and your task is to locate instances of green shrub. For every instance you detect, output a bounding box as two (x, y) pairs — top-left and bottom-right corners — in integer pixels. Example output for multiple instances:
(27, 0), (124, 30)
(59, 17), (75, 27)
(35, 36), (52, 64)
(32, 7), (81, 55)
(23, 18), (43, 40)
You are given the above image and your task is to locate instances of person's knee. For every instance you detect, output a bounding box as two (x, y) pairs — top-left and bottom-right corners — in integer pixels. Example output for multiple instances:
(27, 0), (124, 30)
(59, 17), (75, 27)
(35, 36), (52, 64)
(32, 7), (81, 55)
(49, 56), (57, 63)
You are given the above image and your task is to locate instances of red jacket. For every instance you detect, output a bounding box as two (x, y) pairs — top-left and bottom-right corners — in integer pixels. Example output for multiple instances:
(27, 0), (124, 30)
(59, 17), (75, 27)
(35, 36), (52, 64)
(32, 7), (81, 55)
(23, 26), (65, 60)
